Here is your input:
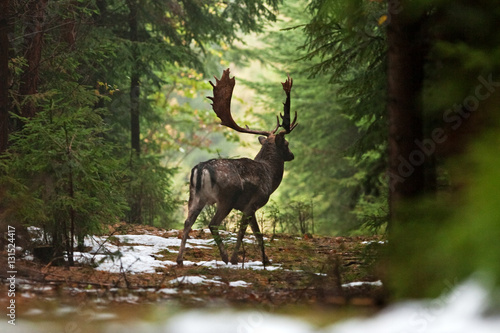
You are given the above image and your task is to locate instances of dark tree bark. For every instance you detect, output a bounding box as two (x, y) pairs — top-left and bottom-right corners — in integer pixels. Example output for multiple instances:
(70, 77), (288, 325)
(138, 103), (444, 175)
(18, 0), (48, 119)
(127, 0), (142, 224)
(128, 0), (141, 156)
(0, 0), (10, 153)
(386, 4), (429, 225)
(130, 76), (140, 155)
(60, 3), (76, 50)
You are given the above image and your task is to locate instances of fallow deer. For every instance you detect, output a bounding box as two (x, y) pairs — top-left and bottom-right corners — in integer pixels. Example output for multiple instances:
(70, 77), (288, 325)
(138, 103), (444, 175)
(176, 69), (297, 266)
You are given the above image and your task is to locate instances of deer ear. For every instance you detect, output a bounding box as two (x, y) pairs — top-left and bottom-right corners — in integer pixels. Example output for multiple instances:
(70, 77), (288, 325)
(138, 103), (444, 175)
(258, 136), (267, 145)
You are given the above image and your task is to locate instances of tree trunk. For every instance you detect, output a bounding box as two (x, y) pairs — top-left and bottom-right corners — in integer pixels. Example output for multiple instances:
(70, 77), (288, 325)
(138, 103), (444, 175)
(64, 126), (76, 266)
(127, 0), (142, 224)
(128, 0), (140, 156)
(0, 0), (10, 153)
(386, 4), (429, 225)
(18, 0), (48, 119)
(130, 76), (140, 155)
(61, 2), (76, 50)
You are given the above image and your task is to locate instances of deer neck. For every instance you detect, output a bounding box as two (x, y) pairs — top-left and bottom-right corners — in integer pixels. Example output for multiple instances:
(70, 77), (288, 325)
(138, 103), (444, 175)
(254, 146), (285, 192)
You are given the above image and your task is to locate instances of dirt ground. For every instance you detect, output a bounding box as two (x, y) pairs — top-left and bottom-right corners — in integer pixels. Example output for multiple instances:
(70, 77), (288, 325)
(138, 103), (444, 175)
(1, 223), (387, 319)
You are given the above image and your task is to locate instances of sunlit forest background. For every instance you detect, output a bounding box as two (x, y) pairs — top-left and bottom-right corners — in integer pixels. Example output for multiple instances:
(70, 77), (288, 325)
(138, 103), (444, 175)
(2, 0), (500, 313)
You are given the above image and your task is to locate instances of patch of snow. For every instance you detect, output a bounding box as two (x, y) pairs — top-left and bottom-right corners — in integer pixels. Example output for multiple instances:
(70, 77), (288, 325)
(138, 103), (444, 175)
(229, 280), (252, 287)
(169, 275), (224, 285)
(160, 280), (500, 333)
(27, 226), (46, 243)
(84, 234), (215, 254)
(66, 287), (99, 294)
(55, 306), (77, 316)
(113, 294), (140, 303)
(361, 240), (387, 245)
(166, 276), (251, 288)
(67, 232), (285, 274)
(76, 233), (218, 273)
(194, 260), (282, 271)
(342, 280), (383, 288)
(75, 246), (166, 274)
(157, 288), (178, 295)
(27, 227), (281, 274)
(329, 279), (499, 333)
(20, 292), (34, 298)
(23, 308), (44, 316)
(18, 284), (54, 292)
(164, 310), (314, 333)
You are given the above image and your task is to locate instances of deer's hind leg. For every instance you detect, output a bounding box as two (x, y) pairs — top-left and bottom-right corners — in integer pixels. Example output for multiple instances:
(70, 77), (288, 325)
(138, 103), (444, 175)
(208, 202), (233, 264)
(177, 197), (205, 266)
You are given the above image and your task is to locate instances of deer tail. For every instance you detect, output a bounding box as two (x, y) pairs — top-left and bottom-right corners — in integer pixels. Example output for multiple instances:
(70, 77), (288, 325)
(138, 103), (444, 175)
(190, 160), (217, 193)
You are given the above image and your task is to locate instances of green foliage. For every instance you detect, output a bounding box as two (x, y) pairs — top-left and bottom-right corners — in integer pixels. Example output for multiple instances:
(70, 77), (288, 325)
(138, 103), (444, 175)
(84, 0), (284, 225)
(387, 0), (500, 297)
(265, 200), (314, 236)
(300, 0), (388, 232)
(389, 125), (500, 296)
(127, 154), (178, 226)
(2, 0), (285, 262)
(0, 96), (127, 262)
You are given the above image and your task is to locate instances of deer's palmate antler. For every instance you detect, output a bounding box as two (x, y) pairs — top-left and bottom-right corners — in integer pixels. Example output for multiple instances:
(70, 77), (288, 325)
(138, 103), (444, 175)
(177, 68), (298, 266)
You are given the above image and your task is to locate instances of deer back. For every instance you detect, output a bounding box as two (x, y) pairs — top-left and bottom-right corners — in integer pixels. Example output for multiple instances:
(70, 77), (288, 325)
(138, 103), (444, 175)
(190, 133), (293, 212)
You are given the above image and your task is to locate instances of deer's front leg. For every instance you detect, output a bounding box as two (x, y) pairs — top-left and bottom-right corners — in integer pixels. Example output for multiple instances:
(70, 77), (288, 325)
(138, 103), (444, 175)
(230, 213), (251, 265)
(249, 215), (271, 266)
(209, 204), (233, 264)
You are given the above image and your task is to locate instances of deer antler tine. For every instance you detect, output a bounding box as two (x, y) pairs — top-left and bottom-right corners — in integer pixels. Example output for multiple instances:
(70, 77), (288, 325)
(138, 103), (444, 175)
(290, 111), (298, 131)
(272, 115), (280, 134)
(280, 73), (297, 134)
(208, 69), (271, 137)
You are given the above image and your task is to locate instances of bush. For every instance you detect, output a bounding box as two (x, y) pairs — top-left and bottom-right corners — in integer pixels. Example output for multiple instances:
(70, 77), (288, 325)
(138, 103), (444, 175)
(0, 101), (127, 265)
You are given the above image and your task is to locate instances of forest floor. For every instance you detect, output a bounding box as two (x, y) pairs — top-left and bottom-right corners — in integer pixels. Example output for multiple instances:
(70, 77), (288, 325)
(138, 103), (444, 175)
(0, 223), (387, 326)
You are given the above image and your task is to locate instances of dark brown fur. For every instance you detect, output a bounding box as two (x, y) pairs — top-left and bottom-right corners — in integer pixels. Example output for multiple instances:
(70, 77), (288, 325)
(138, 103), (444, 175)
(177, 69), (296, 266)
(176, 133), (293, 265)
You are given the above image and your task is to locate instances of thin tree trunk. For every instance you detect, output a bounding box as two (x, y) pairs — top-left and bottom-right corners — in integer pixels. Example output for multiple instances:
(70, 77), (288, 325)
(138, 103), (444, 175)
(64, 126), (76, 266)
(0, 0), (10, 153)
(127, 0), (142, 224)
(386, 4), (428, 225)
(130, 76), (140, 155)
(128, 0), (140, 156)
(18, 0), (48, 119)
(61, 2), (76, 50)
